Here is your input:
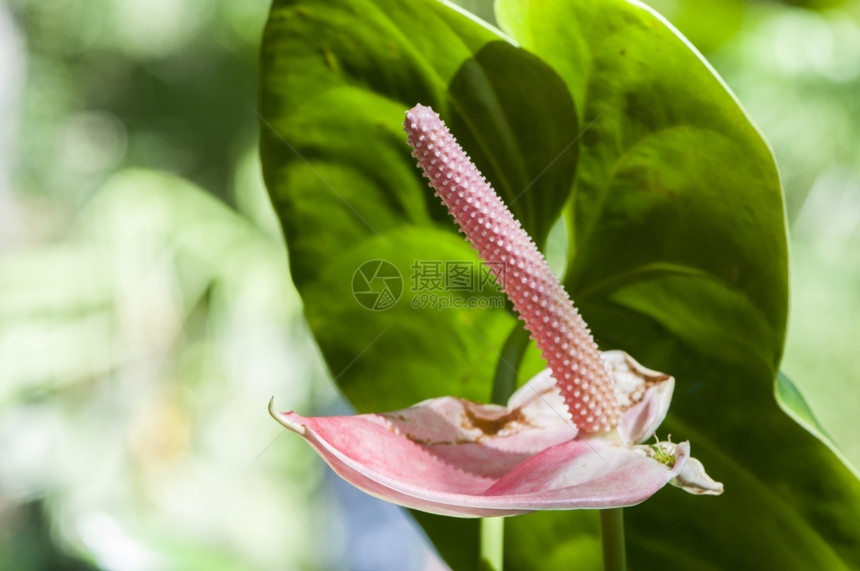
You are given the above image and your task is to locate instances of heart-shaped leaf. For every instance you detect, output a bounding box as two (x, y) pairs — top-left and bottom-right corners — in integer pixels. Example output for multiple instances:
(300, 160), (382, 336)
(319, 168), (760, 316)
(496, 0), (860, 568)
(260, 0), (578, 416)
(260, 0), (860, 567)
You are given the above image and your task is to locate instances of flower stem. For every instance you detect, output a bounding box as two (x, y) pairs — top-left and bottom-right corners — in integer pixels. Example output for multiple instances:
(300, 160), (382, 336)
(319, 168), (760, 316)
(600, 509), (627, 571)
(490, 325), (530, 405)
(479, 516), (504, 571)
(478, 326), (529, 570)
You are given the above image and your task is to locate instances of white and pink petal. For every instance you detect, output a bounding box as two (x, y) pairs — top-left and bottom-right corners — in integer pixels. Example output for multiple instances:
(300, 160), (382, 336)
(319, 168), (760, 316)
(269, 387), (690, 518)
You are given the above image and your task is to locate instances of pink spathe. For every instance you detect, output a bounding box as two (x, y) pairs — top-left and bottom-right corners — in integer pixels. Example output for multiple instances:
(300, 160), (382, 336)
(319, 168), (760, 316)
(272, 365), (700, 518)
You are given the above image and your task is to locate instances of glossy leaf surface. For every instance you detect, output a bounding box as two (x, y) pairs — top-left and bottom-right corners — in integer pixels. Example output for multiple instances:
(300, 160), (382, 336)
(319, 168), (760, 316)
(260, 0), (860, 567)
(496, 0), (859, 567)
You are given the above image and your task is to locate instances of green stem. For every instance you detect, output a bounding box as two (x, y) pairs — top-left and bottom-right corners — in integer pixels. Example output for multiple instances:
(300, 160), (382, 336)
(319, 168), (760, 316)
(478, 325), (531, 570)
(479, 517), (504, 571)
(600, 509), (627, 571)
(490, 325), (531, 405)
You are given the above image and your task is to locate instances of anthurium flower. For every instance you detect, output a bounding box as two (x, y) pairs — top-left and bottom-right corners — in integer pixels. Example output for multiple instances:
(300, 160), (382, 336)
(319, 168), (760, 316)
(270, 104), (722, 518)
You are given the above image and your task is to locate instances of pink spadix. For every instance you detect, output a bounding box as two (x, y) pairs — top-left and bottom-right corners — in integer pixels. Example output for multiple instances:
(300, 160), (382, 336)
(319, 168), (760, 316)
(404, 104), (618, 433)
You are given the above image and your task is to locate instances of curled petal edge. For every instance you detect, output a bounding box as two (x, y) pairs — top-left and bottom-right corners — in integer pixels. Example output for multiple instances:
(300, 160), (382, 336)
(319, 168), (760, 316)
(605, 350), (675, 445)
(670, 454), (726, 495)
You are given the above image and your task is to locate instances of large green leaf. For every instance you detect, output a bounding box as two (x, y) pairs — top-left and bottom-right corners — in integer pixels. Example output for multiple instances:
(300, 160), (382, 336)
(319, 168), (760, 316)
(259, 0), (580, 416)
(497, 0), (860, 568)
(260, 0), (860, 568)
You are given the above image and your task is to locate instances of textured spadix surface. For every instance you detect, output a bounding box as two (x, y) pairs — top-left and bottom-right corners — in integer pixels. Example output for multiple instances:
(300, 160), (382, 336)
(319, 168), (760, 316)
(405, 104), (618, 434)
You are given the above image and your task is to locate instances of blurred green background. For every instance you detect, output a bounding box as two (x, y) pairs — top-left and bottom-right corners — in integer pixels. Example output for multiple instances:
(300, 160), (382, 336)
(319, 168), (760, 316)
(0, 0), (858, 568)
